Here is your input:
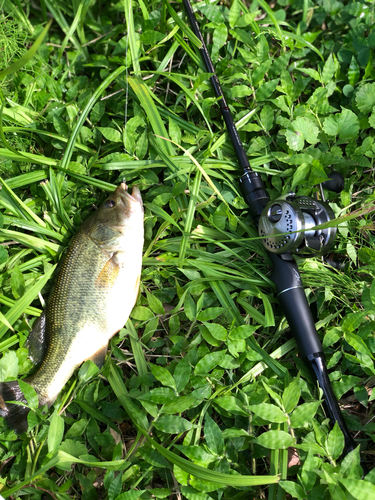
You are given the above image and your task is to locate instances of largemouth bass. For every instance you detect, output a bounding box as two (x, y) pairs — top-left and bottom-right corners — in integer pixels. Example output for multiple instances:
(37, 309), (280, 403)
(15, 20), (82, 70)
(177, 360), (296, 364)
(0, 183), (144, 433)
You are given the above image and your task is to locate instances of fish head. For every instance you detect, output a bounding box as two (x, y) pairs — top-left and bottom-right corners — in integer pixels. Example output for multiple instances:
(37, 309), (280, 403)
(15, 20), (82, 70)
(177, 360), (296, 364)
(85, 184), (144, 254)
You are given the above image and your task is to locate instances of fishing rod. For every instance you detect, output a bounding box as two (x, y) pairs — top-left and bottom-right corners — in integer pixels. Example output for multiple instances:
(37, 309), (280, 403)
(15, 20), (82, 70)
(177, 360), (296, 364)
(181, 0), (365, 469)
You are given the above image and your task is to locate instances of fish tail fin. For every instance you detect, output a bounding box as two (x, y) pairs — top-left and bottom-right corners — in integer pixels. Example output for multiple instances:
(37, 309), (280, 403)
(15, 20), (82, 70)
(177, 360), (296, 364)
(0, 381), (29, 434)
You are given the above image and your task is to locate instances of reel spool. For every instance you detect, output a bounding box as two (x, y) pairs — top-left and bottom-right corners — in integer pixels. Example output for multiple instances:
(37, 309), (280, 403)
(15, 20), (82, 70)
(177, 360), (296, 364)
(258, 195), (336, 256)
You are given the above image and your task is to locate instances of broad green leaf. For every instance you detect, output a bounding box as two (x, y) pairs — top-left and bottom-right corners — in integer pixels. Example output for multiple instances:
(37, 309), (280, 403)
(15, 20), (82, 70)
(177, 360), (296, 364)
(218, 354), (240, 369)
(10, 264), (25, 299)
(280, 481), (306, 500)
(115, 491), (146, 500)
(322, 53), (335, 84)
(184, 294), (197, 321)
(323, 109), (359, 140)
(356, 82), (375, 113)
(229, 0), (241, 28)
(293, 117), (319, 145)
(255, 430), (294, 450)
(146, 291), (165, 315)
(249, 403), (288, 423)
(260, 105), (274, 132)
(161, 395), (199, 414)
(131, 306), (154, 321)
(344, 331), (373, 358)
(255, 79), (279, 101)
(326, 422), (345, 460)
(149, 364), (177, 391)
(204, 413), (224, 456)
(194, 350), (226, 374)
(282, 375), (301, 413)
(227, 85), (251, 99)
(174, 356), (192, 393)
(196, 308), (224, 322)
(211, 23), (227, 59)
(48, 409), (65, 454)
(214, 396), (248, 417)
(341, 312), (366, 332)
(18, 379), (38, 410)
(290, 402), (320, 428)
(203, 323), (227, 341)
(339, 478), (375, 499)
(139, 445), (171, 469)
(286, 129), (304, 151)
(0, 350), (18, 382)
(138, 388), (177, 404)
(229, 325), (258, 340)
(348, 56), (360, 86)
(175, 445), (217, 466)
(154, 415), (192, 434)
(98, 127), (122, 142)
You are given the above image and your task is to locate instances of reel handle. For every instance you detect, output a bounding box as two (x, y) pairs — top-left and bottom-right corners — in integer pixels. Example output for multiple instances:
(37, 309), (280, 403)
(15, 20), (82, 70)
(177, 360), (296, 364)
(321, 171), (345, 193)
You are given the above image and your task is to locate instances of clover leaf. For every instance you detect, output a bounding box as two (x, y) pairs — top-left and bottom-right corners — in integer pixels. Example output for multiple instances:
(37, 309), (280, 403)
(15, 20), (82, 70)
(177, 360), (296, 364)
(323, 108), (359, 140)
(355, 82), (375, 113)
(286, 117), (319, 152)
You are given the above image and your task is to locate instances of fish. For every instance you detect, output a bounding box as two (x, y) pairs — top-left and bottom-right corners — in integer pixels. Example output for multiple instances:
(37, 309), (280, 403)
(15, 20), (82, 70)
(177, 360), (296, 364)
(0, 183), (144, 433)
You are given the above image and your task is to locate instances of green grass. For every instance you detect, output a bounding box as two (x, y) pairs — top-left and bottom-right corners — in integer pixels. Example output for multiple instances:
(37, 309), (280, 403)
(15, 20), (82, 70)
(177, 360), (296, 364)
(0, 0), (375, 499)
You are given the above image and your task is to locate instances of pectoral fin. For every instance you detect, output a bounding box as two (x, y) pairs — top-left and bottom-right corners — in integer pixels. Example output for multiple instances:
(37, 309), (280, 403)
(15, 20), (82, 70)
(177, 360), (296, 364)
(86, 342), (108, 369)
(25, 310), (48, 365)
(95, 256), (120, 288)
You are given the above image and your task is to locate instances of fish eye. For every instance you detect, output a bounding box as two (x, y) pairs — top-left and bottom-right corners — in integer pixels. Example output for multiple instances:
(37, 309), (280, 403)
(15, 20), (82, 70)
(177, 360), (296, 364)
(105, 200), (116, 208)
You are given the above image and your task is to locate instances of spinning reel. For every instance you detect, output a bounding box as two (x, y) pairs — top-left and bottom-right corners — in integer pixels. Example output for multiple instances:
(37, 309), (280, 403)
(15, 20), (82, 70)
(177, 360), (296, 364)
(258, 173), (344, 257)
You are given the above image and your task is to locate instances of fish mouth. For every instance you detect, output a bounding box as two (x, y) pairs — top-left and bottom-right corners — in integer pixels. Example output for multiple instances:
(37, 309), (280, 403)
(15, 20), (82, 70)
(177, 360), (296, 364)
(116, 184), (143, 210)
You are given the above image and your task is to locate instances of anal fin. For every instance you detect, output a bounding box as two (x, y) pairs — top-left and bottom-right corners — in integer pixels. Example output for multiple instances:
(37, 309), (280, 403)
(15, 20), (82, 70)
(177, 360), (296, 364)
(85, 342), (108, 369)
(25, 310), (48, 365)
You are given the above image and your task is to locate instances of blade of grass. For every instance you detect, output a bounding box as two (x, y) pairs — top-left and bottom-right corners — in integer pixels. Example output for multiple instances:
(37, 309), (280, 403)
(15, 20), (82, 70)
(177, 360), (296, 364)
(107, 359), (149, 430)
(0, 148), (58, 166)
(0, 334), (19, 353)
(0, 19), (52, 80)
(3, 215), (64, 241)
(2, 127), (95, 154)
(74, 400), (121, 434)
(56, 166), (117, 191)
(137, 426), (279, 487)
(126, 318), (148, 379)
(166, 1), (202, 48)
(59, 66), (126, 171)
(0, 264), (56, 340)
(0, 295), (41, 316)
(208, 278), (287, 378)
(123, 0), (141, 75)
(179, 168), (202, 266)
(256, 0), (286, 51)
(128, 76), (174, 156)
(259, 26), (323, 61)
(0, 177), (46, 227)
(0, 228), (60, 254)
(58, 2), (84, 62)
(44, 1), (83, 55)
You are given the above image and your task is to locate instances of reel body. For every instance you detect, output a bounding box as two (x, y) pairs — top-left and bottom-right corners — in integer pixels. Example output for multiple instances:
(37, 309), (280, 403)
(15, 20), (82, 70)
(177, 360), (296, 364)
(258, 195), (336, 256)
